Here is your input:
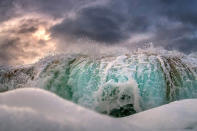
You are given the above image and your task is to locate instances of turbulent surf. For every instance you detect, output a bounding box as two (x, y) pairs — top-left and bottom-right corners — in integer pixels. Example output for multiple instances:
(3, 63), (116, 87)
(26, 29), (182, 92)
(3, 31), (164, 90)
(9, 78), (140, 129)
(0, 48), (197, 117)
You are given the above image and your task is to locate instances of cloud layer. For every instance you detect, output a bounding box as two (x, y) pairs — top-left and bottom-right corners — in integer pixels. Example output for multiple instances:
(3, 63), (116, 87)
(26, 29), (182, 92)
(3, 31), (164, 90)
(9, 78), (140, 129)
(0, 0), (197, 65)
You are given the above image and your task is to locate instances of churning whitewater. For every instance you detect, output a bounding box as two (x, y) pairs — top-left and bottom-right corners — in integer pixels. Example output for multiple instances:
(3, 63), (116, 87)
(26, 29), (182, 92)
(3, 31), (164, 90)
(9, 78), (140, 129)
(0, 47), (197, 117)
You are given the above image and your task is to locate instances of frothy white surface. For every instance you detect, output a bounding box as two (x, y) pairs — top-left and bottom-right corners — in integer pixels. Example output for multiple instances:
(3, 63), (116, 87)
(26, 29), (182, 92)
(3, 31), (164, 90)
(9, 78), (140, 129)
(0, 88), (139, 131)
(0, 88), (197, 131)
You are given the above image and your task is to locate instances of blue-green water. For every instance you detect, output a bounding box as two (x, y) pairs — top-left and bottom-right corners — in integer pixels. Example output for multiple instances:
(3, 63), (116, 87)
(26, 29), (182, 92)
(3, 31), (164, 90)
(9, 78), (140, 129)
(1, 53), (197, 117)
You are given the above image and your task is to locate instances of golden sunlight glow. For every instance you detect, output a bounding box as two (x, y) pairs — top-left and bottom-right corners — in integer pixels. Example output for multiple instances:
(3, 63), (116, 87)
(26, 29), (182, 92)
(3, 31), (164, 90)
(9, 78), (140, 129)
(0, 13), (63, 65)
(33, 27), (51, 41)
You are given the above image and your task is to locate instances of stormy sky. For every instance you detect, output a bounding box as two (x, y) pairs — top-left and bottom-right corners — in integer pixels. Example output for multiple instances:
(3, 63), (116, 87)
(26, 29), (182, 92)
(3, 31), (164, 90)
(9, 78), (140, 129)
(0, 0), (197, 65)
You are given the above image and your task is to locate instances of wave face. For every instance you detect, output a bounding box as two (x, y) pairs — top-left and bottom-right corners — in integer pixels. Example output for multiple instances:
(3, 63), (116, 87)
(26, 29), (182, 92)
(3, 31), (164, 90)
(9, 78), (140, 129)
(1, 50), (197, 117)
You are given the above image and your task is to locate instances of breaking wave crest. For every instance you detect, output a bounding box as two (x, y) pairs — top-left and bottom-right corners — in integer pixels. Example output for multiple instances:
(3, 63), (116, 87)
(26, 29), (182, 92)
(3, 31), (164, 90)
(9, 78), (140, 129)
(0, 47), (197, 117)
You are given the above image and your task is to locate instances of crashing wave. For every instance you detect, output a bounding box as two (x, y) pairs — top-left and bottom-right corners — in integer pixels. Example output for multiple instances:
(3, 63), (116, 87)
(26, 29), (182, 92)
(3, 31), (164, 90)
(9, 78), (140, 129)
(0, 48), (197, 117)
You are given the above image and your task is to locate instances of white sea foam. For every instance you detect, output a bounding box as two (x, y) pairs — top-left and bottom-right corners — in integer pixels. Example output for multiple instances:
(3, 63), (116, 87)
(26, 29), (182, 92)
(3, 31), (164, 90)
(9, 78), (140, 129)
(0, 88), (197, 131)
(0, 88), (140, 131)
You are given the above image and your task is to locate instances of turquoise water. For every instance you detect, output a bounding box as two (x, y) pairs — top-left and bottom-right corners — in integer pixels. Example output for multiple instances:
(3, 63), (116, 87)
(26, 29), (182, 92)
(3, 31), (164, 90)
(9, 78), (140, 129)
(37, 54), (197, 117)
(1, 53), (197, 117)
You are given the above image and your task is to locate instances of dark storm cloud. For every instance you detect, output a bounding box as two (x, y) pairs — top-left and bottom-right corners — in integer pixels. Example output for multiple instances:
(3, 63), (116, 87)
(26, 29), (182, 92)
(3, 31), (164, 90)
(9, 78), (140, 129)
(49, 0), (163, 41)
(51, 5), (150, 43)
(160, 0), (197, 25)
(17, 0), (75, 17)
(172, 37), (197, 53)
(49, 0), (161, 43)
(0, 0), (18, 22)
(0, 0), (82, 22)
(49, 0), (197, 52)
(52, 6), (128, 43)
(151, 22), (197, 53)
(151, 0), (197, 53)
(0, 0), (197, 65)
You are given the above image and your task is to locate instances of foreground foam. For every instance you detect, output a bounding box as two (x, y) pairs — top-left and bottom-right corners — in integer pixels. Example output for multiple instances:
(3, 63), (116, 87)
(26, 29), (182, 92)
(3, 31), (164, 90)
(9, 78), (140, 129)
(0, 88), (140, 131)
(0, 88), (197, 131)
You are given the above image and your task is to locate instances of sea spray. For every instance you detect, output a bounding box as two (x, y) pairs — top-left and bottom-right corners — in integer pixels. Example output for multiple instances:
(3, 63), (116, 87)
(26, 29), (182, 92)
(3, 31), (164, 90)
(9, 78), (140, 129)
(95, 79), (141, 117)
(0, 48), (197, 117)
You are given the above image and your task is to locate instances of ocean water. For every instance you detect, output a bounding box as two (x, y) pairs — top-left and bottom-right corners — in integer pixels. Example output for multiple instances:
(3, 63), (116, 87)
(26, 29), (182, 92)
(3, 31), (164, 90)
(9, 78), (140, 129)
(0, 47), (197, 117)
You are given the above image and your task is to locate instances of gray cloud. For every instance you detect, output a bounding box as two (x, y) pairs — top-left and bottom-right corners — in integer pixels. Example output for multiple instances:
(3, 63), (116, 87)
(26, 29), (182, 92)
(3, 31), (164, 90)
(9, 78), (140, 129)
(17, 0), (75, 17)
(151, 22), (197, 53)
(160, 0), (197, 25)
(0, 0), (197, 65)
(51, 3), (150, 43)
(49, 0), (197, 53)
(0, 0), (18, 22)
(51, 6), (127, 43)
